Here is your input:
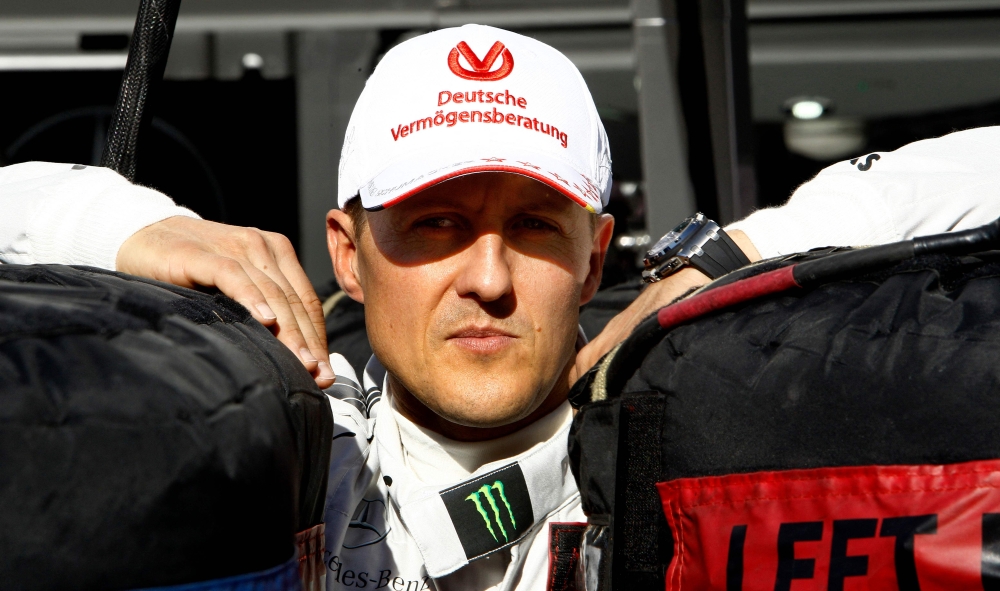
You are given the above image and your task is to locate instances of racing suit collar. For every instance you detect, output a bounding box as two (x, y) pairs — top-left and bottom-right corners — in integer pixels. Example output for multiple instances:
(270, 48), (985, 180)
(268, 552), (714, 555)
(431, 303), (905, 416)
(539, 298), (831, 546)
(373, 378), (579, 578)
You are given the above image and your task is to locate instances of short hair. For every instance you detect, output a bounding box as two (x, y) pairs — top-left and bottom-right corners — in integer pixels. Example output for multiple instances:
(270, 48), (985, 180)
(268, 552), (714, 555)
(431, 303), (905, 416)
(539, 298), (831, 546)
(343, 196), (367, 240)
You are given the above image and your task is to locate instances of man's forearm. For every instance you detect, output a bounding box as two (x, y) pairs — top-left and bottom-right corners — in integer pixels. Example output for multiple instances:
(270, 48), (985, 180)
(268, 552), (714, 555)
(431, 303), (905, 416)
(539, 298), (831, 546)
(0, 162), (197, 269)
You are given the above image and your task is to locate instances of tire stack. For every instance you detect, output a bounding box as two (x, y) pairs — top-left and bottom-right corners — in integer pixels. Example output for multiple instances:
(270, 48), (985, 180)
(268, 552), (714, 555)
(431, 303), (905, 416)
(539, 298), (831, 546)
(0, 264), (331, 590)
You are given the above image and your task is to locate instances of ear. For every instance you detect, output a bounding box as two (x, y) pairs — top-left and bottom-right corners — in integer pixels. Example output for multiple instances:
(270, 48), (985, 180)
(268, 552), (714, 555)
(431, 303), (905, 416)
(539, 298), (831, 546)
(580, 213), (615, 306)
(327, 208), (365, 304)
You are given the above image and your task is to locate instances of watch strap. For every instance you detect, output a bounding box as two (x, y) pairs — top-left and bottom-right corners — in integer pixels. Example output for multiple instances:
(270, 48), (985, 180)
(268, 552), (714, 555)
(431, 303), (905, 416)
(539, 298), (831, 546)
(688, 228), (751, 279)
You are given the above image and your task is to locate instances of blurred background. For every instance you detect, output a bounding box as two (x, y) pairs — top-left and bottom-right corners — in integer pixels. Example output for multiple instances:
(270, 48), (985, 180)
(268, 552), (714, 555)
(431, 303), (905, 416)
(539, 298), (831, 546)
(2, 0), (1000, 288)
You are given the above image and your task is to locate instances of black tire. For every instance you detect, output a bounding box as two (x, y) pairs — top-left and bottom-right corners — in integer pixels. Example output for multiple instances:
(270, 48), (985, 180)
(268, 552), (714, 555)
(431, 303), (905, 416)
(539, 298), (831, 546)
(0, 264), (331, 590)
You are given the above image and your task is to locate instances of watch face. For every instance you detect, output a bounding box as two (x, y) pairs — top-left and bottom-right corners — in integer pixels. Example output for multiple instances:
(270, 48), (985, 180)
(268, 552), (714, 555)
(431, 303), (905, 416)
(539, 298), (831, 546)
(647, 214), (706, 260)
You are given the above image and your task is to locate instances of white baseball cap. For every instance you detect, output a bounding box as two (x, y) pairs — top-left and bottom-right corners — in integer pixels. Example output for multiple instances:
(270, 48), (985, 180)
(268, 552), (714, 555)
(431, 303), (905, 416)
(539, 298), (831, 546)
(337, 24), (613, 213)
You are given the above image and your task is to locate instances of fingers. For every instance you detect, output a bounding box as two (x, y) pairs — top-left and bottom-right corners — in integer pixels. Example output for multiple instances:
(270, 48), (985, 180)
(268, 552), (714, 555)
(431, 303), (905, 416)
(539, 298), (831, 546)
(569, 347), (589, 386)
(570, 268), (712, 388)
(176, 249), (331, 387)
(570, 320), (626, 386)
(241, 262), (320, 369)
(264, 232), (330, 358)
(242, 231), (335, 389)
(570, 293), (656, 385)
(175, 251), (277, 325)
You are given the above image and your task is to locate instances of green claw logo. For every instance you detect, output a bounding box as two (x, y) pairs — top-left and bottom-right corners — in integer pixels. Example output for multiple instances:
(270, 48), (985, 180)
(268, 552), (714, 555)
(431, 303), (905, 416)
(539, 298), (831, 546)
(465, 480), (517, 543)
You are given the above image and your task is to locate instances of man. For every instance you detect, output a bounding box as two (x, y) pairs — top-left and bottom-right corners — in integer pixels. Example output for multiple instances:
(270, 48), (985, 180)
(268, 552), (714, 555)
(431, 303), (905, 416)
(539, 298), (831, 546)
(315, 26), (617, 589)
(4, 23), (1000, 591)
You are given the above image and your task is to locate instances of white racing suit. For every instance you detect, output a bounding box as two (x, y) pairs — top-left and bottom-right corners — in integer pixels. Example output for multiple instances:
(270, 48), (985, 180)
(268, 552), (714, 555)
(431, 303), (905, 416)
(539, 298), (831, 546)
(321, 354), (586, 591)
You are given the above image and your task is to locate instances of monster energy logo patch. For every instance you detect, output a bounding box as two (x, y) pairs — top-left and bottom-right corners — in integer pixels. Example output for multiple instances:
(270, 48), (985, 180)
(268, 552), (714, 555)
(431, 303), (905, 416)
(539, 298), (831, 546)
(465, 481), (516, 543)
(440, 463), (534, 560)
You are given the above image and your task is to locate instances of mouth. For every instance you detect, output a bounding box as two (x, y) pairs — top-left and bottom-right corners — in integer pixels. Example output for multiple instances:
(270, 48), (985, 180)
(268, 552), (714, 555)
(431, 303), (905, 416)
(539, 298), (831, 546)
(446, 326), (519, 354)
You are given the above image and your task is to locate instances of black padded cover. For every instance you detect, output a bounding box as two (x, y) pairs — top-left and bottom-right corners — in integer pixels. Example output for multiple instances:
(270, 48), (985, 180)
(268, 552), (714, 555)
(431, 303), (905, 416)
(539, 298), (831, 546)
(0, 264), (332, 590)
(569, 252), (1000, 590)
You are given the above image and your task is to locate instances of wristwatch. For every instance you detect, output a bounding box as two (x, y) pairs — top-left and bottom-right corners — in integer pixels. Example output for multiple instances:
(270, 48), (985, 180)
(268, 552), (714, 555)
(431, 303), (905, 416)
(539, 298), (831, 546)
(642, 213), (751, 283)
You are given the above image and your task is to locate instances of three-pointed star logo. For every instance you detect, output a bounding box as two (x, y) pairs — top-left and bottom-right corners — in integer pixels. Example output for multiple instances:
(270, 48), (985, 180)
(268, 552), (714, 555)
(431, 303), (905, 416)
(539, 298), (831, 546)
(344, 499), (391, 549)
(448, 41), (514, 81)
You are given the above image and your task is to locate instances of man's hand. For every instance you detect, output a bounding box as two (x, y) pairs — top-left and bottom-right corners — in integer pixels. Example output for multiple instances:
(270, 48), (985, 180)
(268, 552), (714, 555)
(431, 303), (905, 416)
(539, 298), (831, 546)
(117, 216), (335, 389)
(571, 268), (709, 383)
(571, 229), (761, 384)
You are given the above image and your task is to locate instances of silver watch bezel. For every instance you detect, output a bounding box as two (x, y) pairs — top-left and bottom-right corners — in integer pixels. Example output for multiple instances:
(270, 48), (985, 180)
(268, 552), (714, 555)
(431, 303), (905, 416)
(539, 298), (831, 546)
(642, 213), (722, 283)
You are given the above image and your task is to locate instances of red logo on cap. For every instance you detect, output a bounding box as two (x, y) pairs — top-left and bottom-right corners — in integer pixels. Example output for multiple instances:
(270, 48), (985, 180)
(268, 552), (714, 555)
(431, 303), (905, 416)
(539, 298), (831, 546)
(448, 41), (514, 81)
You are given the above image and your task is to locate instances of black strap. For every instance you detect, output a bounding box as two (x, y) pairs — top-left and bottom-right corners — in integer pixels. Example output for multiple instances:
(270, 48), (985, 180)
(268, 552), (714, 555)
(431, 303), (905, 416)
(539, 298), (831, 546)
(689, 228), (752, 279)
(612, 392), (669, 591)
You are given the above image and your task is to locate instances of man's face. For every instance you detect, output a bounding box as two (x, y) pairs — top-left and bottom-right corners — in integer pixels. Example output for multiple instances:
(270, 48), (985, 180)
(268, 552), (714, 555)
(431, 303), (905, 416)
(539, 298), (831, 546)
(328, 173), (612, 430)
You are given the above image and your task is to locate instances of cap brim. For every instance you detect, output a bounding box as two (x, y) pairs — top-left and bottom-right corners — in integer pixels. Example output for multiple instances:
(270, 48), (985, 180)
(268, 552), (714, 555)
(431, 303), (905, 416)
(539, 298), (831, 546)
(358, 147), (606, 213)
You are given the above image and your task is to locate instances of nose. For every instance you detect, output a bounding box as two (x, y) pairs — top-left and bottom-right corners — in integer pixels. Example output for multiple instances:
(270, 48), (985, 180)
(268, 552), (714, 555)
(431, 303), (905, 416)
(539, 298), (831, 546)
(455, 233), (513, 303)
